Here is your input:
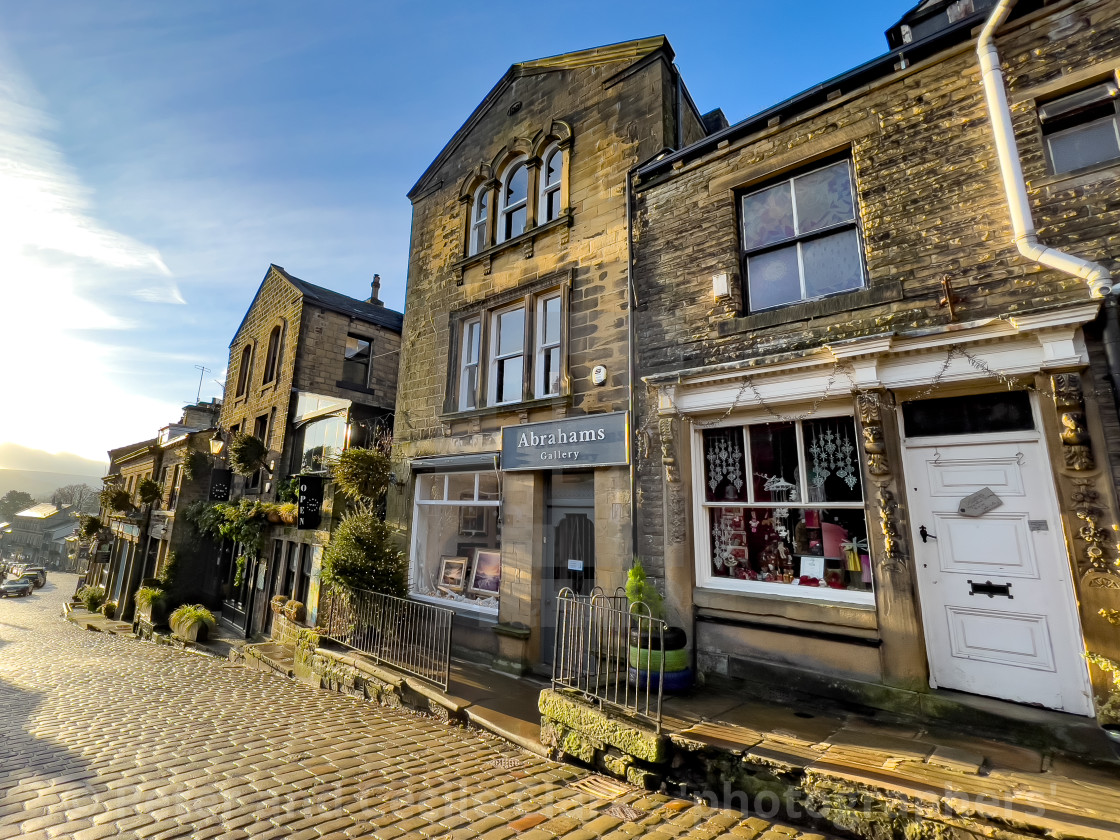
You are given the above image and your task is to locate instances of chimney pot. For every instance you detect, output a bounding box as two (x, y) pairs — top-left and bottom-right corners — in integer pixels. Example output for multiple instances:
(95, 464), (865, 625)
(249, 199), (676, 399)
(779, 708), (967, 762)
(370, 274), (383, 306)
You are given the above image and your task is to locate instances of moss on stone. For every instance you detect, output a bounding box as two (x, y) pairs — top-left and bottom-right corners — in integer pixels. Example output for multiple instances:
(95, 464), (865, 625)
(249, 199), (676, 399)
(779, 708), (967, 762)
(538, 689), (668, 763)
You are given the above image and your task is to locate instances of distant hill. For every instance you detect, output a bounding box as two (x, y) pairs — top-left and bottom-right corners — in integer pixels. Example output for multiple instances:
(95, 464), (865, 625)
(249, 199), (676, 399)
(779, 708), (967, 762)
(0, 444), (107, 500)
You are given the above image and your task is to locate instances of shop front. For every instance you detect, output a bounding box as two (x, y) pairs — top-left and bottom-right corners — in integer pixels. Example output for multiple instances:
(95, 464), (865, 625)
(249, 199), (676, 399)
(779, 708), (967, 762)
(405, 412), (632, 674)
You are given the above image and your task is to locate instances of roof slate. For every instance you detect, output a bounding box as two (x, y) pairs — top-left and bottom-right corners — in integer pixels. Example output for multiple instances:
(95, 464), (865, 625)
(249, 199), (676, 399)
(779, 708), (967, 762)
(272, 265), (404, 332)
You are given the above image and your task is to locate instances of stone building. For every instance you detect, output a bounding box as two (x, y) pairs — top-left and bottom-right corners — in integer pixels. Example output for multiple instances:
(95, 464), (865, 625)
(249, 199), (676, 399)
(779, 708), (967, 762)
(214, 265), (403, 637)
(630, 0), (1120, 724)
(9, 503), (73, 568)
(387, 37), (715, 673)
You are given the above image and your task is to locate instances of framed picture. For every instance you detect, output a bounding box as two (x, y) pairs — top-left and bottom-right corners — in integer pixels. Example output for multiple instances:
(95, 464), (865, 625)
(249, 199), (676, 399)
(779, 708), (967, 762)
(437, 555), (468, 592)
(468, 549), (501, 596)
(459, 505), (486, 536)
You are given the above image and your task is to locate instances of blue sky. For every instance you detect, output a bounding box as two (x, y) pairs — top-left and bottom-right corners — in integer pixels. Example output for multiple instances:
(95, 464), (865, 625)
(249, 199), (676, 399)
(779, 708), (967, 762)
(0, 0), (910, 463)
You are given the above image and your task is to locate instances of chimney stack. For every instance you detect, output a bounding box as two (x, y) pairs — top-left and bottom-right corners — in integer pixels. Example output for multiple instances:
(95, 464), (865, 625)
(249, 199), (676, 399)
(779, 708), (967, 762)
(370, 274), (383, 306)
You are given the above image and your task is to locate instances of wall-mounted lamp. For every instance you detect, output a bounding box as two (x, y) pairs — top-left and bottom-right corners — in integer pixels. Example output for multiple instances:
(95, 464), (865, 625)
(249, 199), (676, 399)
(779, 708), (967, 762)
(388, 471), (400, 486)
(712, 272), (731, 300)
(209, 430), (226, 457)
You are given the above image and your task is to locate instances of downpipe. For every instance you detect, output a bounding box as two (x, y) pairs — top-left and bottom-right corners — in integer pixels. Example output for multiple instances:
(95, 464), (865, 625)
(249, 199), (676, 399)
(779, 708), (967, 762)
(977, 0), (1113, 298)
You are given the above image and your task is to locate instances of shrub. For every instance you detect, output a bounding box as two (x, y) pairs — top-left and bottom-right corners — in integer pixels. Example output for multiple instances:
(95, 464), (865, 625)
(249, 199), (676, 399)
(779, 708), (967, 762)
(137, 478), (162, 506)
(626, 560), (664, 619)
(77, 585), (106, 612)
(331, 447), (391, 502)
(228, 433), (268, 476)
(100, 601), (117, 620)
(321, 512), (406, 596)
(79, 515), (102, 541)
(270, 594), (289, 614)
(182, 450), (212, 482)
(100, 485), (132, 513)
(134, 586), (164, 610)
(158, 552), (180, 591)
(170, 604), (216, 633)
(283, 600), (307, 623)
(277, 476), (300, 504)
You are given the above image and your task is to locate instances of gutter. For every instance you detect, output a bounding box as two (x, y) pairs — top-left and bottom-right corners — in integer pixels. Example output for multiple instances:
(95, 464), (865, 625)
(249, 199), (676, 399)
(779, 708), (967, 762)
(978, 0), (1113, 298)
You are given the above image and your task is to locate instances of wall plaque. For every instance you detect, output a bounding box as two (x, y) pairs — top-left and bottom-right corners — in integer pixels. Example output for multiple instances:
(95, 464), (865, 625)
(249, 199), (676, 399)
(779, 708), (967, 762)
(958, 487), (1002, 517)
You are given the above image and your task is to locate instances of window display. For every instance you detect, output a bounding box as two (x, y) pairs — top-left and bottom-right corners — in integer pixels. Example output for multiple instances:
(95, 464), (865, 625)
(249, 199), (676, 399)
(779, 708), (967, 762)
(410, 471), (501, 613)
(700, 416), (871, 598)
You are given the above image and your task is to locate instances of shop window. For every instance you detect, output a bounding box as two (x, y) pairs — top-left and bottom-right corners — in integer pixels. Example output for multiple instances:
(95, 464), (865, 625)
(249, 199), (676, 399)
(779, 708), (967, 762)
(410, 471), (501, 614)
(343, 335), (372, 387)
(294, 415), (348, 474)
(739, 159), (865, 311)
(1039, 81), (1120, 174)
(235, 344), (254, 398)
(452, 289), (563, 411)
(262, 324), (283, 385)
(697, 415), (872, 602)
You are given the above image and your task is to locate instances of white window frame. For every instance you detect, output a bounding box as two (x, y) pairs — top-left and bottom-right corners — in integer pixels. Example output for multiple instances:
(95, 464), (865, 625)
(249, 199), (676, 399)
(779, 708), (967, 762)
(468, 185), (489, 256)
(458, 318), (481, 411)
(497, 157), (529, 243)
(691, 408), (873, 606)
(740, 158), (865, 312)
(538, 144), (563, 224)
(409, 471), (501, 617)
(1038, 80), (1120, 175)
(534, 292), (562, 398)
(488, 304), (526, 406)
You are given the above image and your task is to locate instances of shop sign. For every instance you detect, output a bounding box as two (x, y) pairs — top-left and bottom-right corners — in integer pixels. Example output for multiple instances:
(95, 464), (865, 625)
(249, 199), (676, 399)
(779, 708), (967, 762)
(501, 411), (629, 471)
(209, 468), (232, 501)
(298, 476), (323, 530)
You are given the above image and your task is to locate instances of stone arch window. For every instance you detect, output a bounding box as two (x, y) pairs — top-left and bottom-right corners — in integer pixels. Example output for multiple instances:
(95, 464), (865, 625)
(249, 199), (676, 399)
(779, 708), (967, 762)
(262, 323), (284, 385)
(468, 185), (489, 256)
(539, 143), (564, 224)
(235, 343), (254, 398)
(498, 157), (529, 243)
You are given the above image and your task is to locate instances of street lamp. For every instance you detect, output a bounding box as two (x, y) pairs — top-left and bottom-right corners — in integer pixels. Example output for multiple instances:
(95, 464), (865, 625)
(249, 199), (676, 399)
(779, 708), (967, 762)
(209, 430), (226, 457)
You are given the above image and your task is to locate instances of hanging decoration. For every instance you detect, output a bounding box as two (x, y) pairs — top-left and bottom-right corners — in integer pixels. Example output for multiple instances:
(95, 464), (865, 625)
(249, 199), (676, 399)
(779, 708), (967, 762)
(706, 433), (744, 496)
(808, 423), (859, 492)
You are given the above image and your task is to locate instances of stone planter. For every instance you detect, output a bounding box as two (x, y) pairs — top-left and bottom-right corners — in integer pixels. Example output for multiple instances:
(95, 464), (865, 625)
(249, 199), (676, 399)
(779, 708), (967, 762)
(171, 617), (210, 643)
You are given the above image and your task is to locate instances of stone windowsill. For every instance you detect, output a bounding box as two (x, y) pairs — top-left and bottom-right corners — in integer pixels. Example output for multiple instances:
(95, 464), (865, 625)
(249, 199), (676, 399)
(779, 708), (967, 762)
(453, 212), (573, 275)
(718, 280), (905, 335)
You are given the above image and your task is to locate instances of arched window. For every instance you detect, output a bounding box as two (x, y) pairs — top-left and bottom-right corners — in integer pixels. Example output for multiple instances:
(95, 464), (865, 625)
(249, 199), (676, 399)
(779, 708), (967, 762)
(262, 324), (283, 384)
(468, 186), (489, 256)
(539, 145), (563, 223)
(498, 159), (528, 243)
(235, 344), (253, 398)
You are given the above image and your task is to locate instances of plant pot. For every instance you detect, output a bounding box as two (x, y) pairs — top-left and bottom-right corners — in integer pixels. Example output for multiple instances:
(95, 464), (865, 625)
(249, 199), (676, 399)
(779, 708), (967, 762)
(1103, 724), (1120, 759)
(629, 625), (687, 651)
(267, 512), (282, 524)
(627, 624), (692, 693)
(172, 619), (209, 643)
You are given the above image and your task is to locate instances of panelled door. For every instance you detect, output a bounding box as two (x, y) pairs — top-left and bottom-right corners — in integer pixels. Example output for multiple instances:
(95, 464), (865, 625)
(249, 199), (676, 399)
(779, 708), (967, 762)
(902, 434), (1092, 715)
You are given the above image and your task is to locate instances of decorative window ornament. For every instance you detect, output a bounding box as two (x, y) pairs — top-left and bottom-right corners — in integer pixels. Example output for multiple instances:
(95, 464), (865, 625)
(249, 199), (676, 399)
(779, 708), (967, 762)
(706, 434), (744, 495)
(808, 424), (859, 491)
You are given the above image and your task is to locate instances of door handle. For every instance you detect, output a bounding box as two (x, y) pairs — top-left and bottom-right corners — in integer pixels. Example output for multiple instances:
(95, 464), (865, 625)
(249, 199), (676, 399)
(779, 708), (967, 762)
(968, 579), (1013, 599)
(919, 525), (937, 543)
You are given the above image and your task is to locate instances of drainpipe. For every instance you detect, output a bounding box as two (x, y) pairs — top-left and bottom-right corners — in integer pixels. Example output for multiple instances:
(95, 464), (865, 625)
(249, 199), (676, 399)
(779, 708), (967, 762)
(977, 0), (1113, 298)
(626, 166), (640, 573)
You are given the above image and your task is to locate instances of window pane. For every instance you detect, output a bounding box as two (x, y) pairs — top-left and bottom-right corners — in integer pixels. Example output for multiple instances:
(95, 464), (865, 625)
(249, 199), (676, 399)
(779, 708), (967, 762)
(1048, 118), (1120, 173)
(749, 422), (799, 502)
(496, 309), (524, 355)
(460, 365), (478, 410)
(747, 245), (801, 310)
(505, 206), (527, 239)
(542, 296), (561, 344)
(417, 474), (445, 501)
(901, 391), (1035, 437)
(801, 229), (863, 299)
(802, 417), (862, 503)
(741, 182), (794, 250)
(544, 149), (562, 185)
(709, 506), (871, 591)
(794, 162), (855, 234)
(496, 357), (523, 403)
(505, 164), (527, 205)
(703, 428), (748, 503)
(464, 320), (480, 363)
(542, 348), (560, 395)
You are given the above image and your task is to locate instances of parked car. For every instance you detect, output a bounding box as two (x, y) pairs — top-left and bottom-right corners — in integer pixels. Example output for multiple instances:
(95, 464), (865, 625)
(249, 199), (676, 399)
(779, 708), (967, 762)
(0, 577), (33, 597)
(21, 567), (46, 588)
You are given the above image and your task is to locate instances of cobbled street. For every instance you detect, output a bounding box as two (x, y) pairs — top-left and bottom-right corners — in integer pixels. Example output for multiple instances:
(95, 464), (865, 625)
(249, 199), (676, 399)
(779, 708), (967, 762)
(0, 576), (837, 840)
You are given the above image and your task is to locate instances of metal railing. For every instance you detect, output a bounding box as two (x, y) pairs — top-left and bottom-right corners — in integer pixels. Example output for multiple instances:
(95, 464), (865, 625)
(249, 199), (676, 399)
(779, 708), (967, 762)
(319, 585), (454, 691)
(551, 587), (666, 730)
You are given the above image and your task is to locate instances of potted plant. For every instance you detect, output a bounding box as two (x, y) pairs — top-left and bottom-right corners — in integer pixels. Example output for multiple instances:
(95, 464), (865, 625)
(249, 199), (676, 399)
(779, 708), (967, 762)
(182, 450), (212, 482)
(170, 604), (216, 643)
(100, 600), (118, 620)
(271, 594), (289, 614)
(137, 477), (162, 507)
(100, 485), (133, 513)
(228, 433), (269, 476)
(134, 585), (166, 625)
(283, 600), (307, 623)
(77, 585), (106, 613)
(626, 560), (692, 693)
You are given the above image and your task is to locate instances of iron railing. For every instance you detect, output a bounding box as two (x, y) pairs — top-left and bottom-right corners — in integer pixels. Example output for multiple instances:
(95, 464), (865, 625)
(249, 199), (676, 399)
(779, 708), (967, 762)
(320, 585), (454, 691)
(551, 587), (666, 730)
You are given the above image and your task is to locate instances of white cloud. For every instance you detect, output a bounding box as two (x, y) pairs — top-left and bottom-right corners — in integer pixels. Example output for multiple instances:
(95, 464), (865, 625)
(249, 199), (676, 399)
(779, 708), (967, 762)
(0, 53), (183, 460)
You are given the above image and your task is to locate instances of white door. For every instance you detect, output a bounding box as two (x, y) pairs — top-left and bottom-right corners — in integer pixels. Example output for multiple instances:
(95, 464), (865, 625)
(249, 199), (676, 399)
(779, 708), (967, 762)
(902, 435), (1093, 715)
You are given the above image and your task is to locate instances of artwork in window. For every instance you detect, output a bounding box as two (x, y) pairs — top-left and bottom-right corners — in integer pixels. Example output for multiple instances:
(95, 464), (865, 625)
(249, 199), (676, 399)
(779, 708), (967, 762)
(708, 506), (871, 591)
(458, 495), (487, 535)
(437, 556), (468, 592)
(467, 549), (501, 597)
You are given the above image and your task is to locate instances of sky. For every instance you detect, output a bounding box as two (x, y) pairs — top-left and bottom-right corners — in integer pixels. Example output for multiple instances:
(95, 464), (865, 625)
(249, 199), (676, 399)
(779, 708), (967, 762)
(0, 0), (911, 464)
